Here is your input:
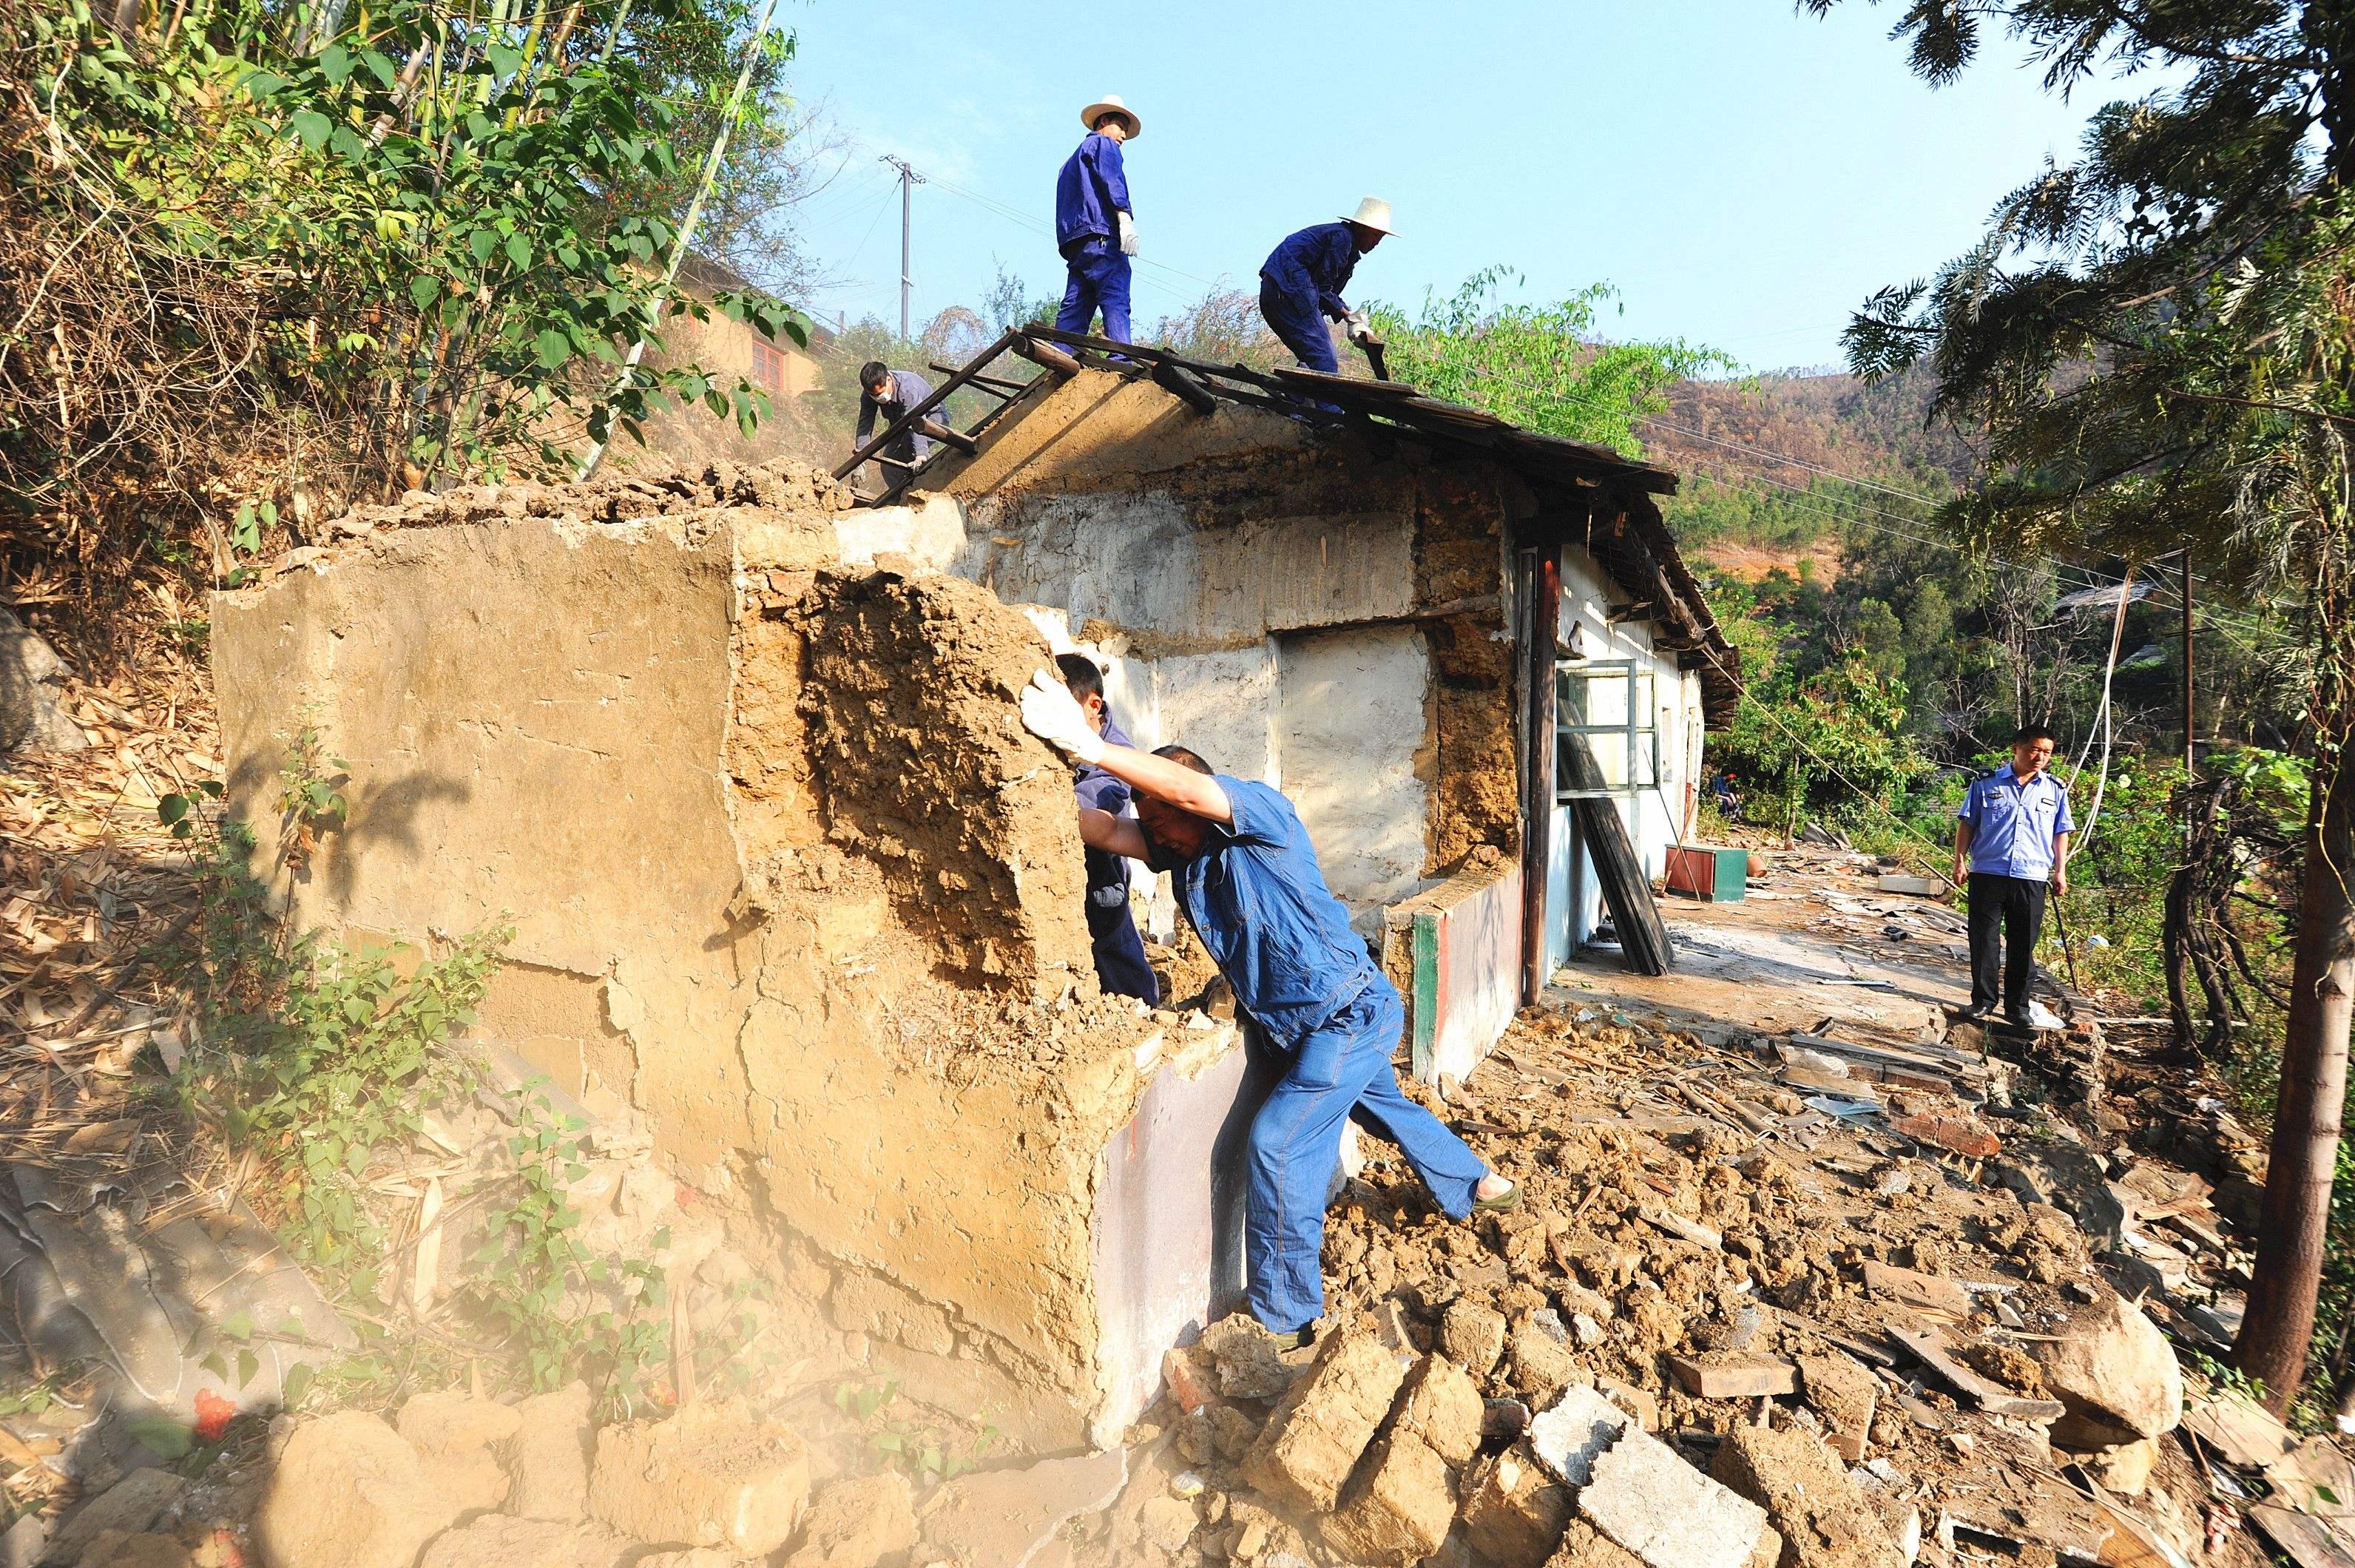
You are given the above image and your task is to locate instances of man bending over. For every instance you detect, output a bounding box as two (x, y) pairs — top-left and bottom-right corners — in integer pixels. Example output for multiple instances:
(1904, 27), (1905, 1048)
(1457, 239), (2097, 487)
(1021, 670), (1515, 1339)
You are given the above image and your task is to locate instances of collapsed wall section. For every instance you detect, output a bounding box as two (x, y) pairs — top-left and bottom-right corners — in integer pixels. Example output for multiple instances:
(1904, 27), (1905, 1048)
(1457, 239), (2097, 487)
(210, 460), (1244, 1450)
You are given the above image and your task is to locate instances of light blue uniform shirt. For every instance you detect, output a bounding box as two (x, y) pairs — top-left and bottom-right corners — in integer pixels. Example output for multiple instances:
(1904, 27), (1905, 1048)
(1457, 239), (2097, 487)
(1958, 763), (2076, 880)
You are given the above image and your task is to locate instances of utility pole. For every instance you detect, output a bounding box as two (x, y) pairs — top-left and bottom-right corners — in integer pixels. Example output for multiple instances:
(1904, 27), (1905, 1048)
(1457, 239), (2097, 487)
(879, 155), (925, 341)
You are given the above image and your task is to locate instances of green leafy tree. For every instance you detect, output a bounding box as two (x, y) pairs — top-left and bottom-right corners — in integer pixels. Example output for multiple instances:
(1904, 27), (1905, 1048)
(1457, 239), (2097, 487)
(1808, 0), (2355, 1407)
(1371, 270), (1732, 456)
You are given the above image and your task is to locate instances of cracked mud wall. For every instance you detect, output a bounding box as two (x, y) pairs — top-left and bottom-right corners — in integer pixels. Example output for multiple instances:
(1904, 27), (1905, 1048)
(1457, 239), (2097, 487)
(212, 473), (1231, 1448)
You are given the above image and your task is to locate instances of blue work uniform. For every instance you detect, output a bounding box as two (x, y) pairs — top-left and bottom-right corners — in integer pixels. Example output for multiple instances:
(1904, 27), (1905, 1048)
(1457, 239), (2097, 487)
(854, 370), (935, 471)
(1075, 713), (1159, 1005)
(1054, 132), (1132, 344)
(1258, 222), (1364, 374)
(1143, 777), (1487, 1333)
(1957, 763), (2076, 1018)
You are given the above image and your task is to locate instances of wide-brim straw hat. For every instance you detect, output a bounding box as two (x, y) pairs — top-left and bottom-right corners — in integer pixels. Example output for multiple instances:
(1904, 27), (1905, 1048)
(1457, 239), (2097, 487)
(1081, 95), (1141, 138)
(1342, 196), (1397, 235)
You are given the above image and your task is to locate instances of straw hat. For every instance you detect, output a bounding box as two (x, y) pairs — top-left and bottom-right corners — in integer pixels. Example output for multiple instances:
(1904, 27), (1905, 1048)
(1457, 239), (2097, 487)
(1342, 196), (1397, 235)
(1081, 95), (1141, 138)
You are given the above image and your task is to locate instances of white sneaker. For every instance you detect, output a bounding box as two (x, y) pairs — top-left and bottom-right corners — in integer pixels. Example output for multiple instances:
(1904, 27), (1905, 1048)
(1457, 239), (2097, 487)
(2023, 1000), (2066, 1031)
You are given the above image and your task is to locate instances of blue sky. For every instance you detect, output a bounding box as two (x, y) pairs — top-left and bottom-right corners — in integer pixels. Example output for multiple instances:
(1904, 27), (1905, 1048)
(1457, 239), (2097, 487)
(777, 2), (2147, 373)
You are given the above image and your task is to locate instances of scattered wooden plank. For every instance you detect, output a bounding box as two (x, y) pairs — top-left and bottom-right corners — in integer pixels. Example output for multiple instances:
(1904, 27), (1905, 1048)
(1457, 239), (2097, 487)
(1635, 1203), (1723, 1251)
(1885, 1325), (2065, 1421)
(1891, 1114), (2003, 1159)
(1862, 1260), (1973, 1320)
(1669, 1353), (1797, 1398)
(2250, 1503), (2355, 1568)
(1774, 1308), (1897, 1368)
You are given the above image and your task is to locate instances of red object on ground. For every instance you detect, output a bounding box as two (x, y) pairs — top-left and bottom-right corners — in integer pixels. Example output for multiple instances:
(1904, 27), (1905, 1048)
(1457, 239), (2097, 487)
(192, 1387), (237, 1442)
(1892, 1114), (2002, 1160)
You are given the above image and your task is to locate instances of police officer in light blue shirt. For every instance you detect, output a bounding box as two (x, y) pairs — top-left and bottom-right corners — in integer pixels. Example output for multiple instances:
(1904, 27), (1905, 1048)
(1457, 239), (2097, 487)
(1017, 669), (1518, 1341)
(1953, 724), (2075, 1025)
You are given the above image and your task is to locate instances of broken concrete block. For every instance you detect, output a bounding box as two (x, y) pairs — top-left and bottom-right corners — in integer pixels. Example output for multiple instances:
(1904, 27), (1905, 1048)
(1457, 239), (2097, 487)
(1209, 1405), (1260, 1461)
(1545, 1519), (1644, 1567)
(1200, 1314), (1301, 1402)
(1578, 1411), (1778, 1568)
(919, 1448), (1127, 1566)
(589, 1404), (810, 1557)
(40, 1470), (186, 1568)
(1393, 1354), (1485, 1467)
(2027, 1291), (2183, 1445)
(1461, 1447), (1571, 1568)
(1241, 1330), (1411, 1514)
(1137, 1495), (1200, 1555)
(503, 1382), (593, 1522)
(1510, 1312), (1586, 1402)
(1709, 1423), (1897, 1568)
(1529, 1385), (1632, 1487)
(1797, 1354), (1878, 1464)
(1321, 1433), (1456, 1567)
(1441, 1297), (1509, 1377)
(829, 1271), (956, 1357)
(253, 1411), (459, 1568)
(1669, 1354), (1797, 1399)
(783, 1472), (918, 1568)
(415, 1515), (632, 1568)
(397, 1391), (523, 1456)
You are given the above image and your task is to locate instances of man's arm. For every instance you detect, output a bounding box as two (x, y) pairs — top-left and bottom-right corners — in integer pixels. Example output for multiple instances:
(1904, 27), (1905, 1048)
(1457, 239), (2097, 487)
(855, 393), (876, 442)
(1264, 233), (1317, 302)
(1953, 820), (1973, 885)
(2052, 831), (2070, 896)
(1080, 807), (1149, 860)
(1086, 744), (1233, 823)
(1317, 229), (1352, 320)
(1094, 138), (1131, 214)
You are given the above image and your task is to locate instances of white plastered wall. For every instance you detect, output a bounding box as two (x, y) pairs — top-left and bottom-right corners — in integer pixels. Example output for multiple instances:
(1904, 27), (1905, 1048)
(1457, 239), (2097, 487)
(1276, 626), (1433, 938)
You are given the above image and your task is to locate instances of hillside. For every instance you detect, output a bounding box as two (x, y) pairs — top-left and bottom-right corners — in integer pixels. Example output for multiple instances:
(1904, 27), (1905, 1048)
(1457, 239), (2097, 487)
(1644, 364), (1974, 580)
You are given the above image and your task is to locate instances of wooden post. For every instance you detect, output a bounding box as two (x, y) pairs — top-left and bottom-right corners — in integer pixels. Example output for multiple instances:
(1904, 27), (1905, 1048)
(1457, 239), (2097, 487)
(2183, 551), (2197, 851)
(1520, 545), (1561, 1007)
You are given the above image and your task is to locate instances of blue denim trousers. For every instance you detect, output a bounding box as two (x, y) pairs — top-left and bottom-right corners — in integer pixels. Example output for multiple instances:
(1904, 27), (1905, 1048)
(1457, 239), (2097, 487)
(1246, 979), (1488, 1331)
(1056, 237), (1132, 343)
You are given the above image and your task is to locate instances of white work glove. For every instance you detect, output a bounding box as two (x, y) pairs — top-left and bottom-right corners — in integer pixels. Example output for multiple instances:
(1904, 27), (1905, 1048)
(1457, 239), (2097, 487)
(1022, 669), (1107, 764)
(1344, 308), (1372, 345)
(1117, 211), (1139, 256)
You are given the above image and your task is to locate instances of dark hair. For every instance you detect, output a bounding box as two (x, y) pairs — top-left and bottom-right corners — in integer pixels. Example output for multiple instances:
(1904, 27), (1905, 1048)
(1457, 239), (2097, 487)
(1155, 744), (1214, 775)
(1092, 112), (1128, 133)
(1055, 652), (1104, 701)
(2012, 724), (2058, 746)
(859, 359), (890, 391)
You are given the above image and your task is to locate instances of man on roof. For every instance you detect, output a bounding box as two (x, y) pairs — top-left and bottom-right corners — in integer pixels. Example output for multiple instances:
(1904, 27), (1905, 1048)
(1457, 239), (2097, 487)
(1018, 669), (1517, 1342)
(852, 359), (934, 484)
(1258, 198), (1395, 374)
(1055, 94), (1141, 346)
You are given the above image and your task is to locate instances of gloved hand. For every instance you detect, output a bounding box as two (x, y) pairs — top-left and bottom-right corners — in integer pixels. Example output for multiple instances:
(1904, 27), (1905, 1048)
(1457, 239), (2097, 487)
(1022, 669), (1107, 764)
(1117, 212), (1139, 256)
(1344, 308), (1372, 345)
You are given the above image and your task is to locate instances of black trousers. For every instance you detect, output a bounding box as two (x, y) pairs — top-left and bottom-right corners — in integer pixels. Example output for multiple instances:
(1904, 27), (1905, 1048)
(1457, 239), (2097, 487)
(1967, 872), (2047, 1017)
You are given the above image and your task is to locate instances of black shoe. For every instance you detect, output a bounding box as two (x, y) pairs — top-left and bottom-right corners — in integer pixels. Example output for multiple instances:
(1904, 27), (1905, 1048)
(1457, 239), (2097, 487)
(1955, 1004), (1991, 1022)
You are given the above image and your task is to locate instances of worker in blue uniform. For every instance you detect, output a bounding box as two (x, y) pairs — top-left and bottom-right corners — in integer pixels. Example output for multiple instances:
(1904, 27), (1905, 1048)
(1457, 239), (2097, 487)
(1257, 197), (1396, 374)
(1054, 94), (1141, 345)
(1018, 669), (1518, 1339)
(1055, 653), (1160, 1005)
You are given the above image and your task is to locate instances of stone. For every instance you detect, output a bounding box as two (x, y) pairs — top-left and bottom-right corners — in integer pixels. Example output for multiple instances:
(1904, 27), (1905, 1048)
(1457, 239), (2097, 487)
(1441, 1299), (1508, 1377)
(72, 1534), (189, 1568)
(0, 607), (87, 755)
(1240, 1329), (1411, 1514)
(828, 1272), (956, 1357)
(1797, 1354), (1878, 1464)
(1392, 1354), (1484, 1467)
(1580, 1417), (1777, 1568)
(1669, 1354), (1797, 1399)
(504, 1382), (594, 1522)
(1510, 1314), (1586, 1403)
(589, 1403), (809, 1558)
(2073, 1436), (2160, 1498)
(3, 1513), (44, 1568)
(1460, 1447), (1570, 1568)
(1207, 1405), (1259, 1462)
(783, 1472), (919, 1568)
(1546, 1520), (1645, 1568)
(415, 1515), (632, 1568)
(2027, 1292), (2183, 1444)
(41, 1469), (186, 1567)
(1138, 1496), (1200, 1555)
(397, 1392), (522, 1456)
(920, 1449), (1127, 1567)
(1199, 1314), (1300, 1402)
(1709, 1423), (1899, 1568)
(1321, 1433), (1456, 1568)
(252, 1411), (459, 1568)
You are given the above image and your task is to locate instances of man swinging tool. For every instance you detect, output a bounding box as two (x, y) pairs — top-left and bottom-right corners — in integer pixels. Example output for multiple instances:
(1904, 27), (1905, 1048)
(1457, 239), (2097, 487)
(1055, 94), (1142, 345)
(1257, 197), (1396, 376)
(1018, 669), (1516, 1340)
